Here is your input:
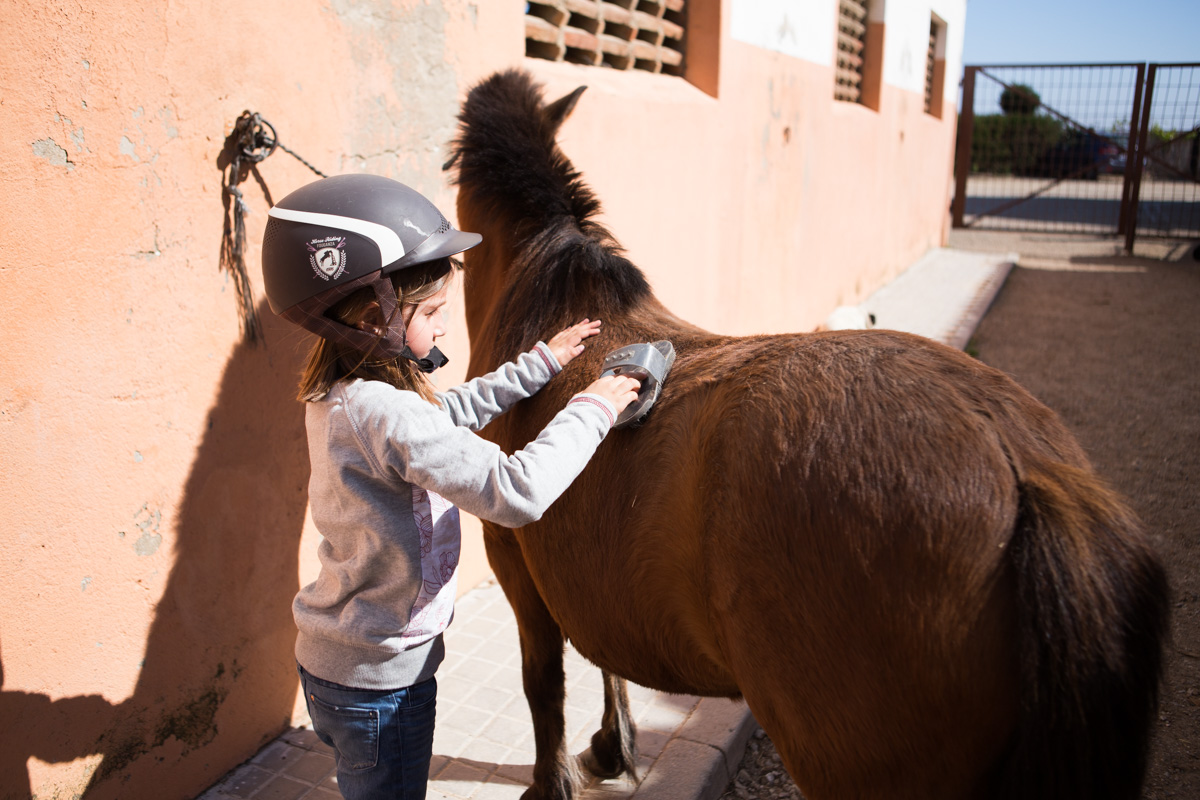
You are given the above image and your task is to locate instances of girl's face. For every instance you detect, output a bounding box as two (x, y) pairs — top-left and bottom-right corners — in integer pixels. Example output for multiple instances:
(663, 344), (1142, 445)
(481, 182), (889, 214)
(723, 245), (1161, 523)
(404, 285), (451, 358)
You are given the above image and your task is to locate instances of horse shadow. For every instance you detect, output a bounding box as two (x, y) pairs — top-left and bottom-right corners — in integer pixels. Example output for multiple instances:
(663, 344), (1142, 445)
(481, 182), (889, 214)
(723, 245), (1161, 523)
(0, 646), (118, 799)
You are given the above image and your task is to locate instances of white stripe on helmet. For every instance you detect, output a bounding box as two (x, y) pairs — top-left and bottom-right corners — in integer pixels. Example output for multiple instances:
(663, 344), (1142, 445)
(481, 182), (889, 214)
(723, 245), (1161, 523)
(267, 206), (407, 266)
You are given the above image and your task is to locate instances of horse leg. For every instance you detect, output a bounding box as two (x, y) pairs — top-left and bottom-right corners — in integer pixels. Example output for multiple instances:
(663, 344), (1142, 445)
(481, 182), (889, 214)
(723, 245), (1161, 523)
(484, 527), (581, 800)
(578, 671), (639, 782)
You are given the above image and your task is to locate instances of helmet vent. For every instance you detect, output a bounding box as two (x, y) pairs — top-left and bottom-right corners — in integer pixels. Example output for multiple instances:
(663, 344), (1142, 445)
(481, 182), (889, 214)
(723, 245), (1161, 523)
(435, 214), (451, 235)
(263, 219), (281, 248)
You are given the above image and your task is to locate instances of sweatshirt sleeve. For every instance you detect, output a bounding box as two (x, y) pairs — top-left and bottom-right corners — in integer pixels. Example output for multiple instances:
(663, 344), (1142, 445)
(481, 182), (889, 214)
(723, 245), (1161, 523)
(435, 343), (561, 431)
(347, 383), (617, 528)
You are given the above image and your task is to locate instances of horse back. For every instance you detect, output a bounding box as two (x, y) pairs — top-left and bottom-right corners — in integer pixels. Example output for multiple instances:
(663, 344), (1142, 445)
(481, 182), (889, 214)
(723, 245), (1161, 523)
(490, 328), (1043, 698)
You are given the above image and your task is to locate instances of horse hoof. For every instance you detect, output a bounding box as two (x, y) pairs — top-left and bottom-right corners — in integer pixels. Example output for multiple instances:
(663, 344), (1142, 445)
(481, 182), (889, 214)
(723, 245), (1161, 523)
(578, 746), (625, 780)
(519, 784), (572, 800)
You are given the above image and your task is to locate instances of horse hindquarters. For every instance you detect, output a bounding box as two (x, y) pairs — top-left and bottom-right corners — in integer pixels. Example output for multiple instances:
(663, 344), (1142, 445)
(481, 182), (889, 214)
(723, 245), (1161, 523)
(996, 460), (1168, 800)
(708, 497), (1021, 800)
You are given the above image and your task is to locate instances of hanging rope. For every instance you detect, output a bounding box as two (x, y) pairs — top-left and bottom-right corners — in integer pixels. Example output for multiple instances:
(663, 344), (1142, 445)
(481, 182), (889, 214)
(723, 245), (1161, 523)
(220, 110), (328, 343)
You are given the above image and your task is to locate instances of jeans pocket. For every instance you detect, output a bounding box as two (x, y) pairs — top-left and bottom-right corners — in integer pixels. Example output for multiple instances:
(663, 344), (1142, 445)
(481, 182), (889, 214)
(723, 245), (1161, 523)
(306, 692), (380, 772)
(398, 677), (438, 712)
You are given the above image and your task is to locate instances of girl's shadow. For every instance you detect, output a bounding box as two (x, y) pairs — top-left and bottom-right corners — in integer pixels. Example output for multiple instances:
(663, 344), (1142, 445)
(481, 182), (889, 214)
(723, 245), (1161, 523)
(79, 301), (312, 799)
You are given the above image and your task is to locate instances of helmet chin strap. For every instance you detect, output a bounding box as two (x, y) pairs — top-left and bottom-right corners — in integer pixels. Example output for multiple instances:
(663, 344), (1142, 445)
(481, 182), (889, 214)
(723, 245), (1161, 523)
(400, 346), (449, 373)
(374, 282), (449, 373)
(281, 271), (449, 372)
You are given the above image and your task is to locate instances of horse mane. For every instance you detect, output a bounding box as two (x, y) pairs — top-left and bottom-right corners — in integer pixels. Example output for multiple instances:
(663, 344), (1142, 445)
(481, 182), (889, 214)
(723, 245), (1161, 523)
(447, 69), (651, 358)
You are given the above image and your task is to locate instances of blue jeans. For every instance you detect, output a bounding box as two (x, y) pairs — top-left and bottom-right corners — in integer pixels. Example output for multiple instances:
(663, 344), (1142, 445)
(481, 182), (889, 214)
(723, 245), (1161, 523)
(297, 663), (437, 800)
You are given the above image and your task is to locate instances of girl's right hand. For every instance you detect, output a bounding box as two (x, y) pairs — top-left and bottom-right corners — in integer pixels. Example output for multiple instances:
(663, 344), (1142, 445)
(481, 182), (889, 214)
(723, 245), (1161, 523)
(580, 375), (642, 415)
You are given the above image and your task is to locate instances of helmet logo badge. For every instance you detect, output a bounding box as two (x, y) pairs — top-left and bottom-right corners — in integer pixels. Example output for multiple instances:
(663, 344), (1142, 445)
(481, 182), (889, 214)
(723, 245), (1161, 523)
(307, 236), (348, 281)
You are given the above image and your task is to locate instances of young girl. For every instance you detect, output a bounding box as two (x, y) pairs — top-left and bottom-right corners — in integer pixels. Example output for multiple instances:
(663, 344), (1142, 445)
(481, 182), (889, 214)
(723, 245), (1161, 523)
(260, 174), (640, 799)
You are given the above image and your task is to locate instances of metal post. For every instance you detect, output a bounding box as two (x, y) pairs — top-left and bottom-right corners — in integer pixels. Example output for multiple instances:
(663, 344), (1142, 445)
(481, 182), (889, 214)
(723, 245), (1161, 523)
(1125, 64), (1157, 254)
(951, 66), (977, 228)
(1118, 63), (1146, 237)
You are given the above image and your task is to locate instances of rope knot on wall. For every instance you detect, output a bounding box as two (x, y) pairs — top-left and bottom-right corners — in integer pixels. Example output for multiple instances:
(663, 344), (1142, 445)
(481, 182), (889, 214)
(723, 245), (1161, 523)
(220, 111), (327, 344)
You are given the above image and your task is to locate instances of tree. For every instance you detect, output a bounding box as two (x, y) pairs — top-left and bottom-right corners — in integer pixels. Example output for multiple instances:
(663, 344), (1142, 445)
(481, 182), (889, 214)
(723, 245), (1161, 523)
(1000, 84), (1040, 115)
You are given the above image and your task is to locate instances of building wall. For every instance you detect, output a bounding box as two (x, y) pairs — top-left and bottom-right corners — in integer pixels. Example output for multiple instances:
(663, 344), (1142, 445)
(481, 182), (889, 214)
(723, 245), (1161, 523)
(0, 1), (964, 797)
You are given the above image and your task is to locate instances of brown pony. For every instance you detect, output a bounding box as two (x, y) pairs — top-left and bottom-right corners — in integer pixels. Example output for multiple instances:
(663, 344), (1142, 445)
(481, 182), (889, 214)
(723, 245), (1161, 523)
(445, 69), (1168, 800)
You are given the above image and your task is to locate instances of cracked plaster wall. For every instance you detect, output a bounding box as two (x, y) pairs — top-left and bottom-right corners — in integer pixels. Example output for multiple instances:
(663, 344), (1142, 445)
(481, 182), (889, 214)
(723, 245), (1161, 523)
(1, 0), (964, 797)
(1, 2), (512, 798)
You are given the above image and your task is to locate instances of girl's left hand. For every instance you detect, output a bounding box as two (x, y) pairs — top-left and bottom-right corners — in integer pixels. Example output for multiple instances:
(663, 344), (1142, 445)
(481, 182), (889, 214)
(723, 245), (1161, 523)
(547, 319), (602, 366)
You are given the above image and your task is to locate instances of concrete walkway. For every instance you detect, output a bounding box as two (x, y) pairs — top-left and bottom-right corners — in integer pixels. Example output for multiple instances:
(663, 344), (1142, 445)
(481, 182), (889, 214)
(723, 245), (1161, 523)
(197, 246), (1017, 800)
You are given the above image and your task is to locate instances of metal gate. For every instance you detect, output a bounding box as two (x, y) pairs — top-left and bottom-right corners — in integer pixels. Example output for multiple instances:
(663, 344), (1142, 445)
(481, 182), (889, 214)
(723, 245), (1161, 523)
(951, 62), (1200, 250)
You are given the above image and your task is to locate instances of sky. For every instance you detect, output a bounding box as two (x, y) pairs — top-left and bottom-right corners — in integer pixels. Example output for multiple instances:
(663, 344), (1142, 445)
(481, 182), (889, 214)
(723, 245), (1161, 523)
(962, 0), (1198, 66)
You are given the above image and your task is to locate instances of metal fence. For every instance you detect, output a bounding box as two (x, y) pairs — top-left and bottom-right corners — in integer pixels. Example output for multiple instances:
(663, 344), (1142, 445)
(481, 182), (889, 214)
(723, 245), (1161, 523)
(951, 62), (1199, 249)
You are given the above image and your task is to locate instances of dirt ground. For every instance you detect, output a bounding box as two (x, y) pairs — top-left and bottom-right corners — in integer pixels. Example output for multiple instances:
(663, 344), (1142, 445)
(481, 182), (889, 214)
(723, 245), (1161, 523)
(720, 230), (1200, 800)
(961, 229), (1200, 798)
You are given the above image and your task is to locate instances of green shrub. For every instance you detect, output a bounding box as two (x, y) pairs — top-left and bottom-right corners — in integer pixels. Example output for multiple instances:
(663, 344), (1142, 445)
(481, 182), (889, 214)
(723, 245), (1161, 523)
(1000, 84), (1041, 115)
(968, 113), (1065, 175)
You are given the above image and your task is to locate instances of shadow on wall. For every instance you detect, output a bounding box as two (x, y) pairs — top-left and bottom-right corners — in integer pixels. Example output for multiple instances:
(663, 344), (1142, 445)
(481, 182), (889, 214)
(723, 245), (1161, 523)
(0, 299), (312, 800)
(0, 647), (116, 800)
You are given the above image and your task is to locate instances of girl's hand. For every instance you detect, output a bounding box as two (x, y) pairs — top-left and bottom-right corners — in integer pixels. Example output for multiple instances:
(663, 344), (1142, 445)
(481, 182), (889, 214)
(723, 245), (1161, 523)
(547, 319), (602, 366)
(580, 374), (642, 415)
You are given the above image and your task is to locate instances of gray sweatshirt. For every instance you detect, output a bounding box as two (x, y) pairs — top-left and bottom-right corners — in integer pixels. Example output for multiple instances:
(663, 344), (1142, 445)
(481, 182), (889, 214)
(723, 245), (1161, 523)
(294, 343), (616, 689)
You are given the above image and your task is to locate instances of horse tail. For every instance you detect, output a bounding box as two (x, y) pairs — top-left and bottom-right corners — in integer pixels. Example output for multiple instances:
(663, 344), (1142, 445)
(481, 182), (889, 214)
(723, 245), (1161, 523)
(996, 458), (1168, 800)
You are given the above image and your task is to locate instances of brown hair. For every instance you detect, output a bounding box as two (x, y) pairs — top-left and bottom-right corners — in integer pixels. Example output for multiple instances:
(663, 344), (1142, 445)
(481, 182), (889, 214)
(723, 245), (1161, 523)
(297, 258), (460, 404)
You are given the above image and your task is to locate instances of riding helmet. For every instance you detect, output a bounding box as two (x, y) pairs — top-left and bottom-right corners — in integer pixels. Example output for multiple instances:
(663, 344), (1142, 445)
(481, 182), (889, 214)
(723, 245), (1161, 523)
(261, 173), (481, 361)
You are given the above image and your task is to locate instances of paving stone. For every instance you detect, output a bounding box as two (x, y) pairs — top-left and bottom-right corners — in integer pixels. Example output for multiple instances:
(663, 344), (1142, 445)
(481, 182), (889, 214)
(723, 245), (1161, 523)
(456, 613), (509, 640)
(565, 702), (600, 741)
(488, 664), (523, 690)
(474, 775), (531, 800)
(218, 765), (276, 798)
(497, 693), (532, 720)
(636, 699), (691, 735)
(451, 655), (504, 684)
(304, 787), (342, 800)
(565, 683), (604, 709)
(252, 775), (310, 800)
(446, 631), (487, 659)
(676, 698), (756, 775)
(493, 760), (534, 786)
(251, 740), (301, 770)
(196, 788), (241, 800)
(631, 727), (670, 759)
(430, 759), (491, 799)
(631, 739), (729, 800)
(481, 712), (535, 745)
(436, 672), (478, 700)
(461, 683), (518, 713)
(279, 728), (324, 751)
(457, 734), (513, 766)
(280, 750), (336, 784)
(443, 701), (499, 733)
(432, 722), (472, 758)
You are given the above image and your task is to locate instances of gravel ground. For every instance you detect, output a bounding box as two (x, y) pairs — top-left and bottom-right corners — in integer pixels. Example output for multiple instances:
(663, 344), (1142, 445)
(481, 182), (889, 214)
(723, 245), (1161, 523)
(717, 230), (1200, 800)
(718, 728), (802, 800)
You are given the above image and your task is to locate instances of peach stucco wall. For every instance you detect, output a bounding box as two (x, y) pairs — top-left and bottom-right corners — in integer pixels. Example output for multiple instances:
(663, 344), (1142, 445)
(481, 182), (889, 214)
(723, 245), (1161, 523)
(1, 1), (960, 797)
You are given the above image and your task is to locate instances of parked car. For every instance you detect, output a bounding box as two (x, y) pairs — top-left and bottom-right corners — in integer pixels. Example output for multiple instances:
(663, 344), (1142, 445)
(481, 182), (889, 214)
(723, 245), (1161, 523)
(1102, 133), (1128, 174)
(1033, 131), (1123, 179)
